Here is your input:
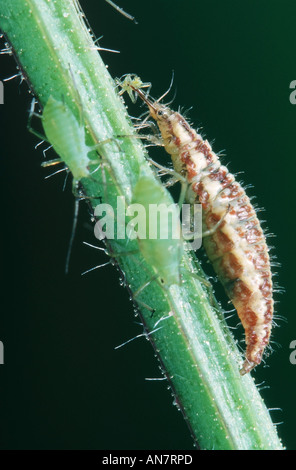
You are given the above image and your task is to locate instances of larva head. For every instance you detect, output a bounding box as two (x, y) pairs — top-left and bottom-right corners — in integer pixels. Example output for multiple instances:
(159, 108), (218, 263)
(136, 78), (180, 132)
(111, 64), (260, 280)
(131, 87), (173, 124)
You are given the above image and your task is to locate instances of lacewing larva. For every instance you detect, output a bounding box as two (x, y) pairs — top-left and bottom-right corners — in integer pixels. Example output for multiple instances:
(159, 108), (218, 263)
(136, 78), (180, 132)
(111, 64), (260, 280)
(123, 78), (274, 375)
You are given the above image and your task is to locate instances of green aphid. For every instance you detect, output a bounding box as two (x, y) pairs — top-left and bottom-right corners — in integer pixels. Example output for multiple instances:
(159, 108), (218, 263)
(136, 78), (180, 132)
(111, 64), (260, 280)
(130, 176), (183, 287)
(41, 96), (94, 181)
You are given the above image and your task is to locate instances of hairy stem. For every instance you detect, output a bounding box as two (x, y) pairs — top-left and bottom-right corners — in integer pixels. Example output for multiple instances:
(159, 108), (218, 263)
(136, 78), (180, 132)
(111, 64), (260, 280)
(0, 0), (284, 450)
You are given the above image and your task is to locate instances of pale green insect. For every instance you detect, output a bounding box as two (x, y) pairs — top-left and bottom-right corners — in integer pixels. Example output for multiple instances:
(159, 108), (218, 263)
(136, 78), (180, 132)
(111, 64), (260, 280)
(129, 176), (183, 287)
(39, 95), (103, 273)
(41, 96), (96, 182)
(116, 74), (151, 104)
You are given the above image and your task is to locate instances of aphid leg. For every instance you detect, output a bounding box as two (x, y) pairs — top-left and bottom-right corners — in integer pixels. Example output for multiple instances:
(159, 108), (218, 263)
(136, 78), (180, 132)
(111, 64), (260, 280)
(89, 136), (123, 157)
(40, 153), (80, 274)
(34, 140), (54, 159)
(64, 180), (101, 274)
(131, 275), (158, 313)
(40, 157), (69, 184)
(82, 239), (156, 312)
(44, 167), (68, 181)
(186, 269), (216, 303)
(27, 97), (47, 142)
(41, 158), (63, 168)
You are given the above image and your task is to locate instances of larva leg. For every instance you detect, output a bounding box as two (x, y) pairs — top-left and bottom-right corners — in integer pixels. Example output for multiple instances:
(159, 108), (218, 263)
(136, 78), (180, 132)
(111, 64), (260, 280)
(202, 204), (231, 238)
(147, 159), (188, 208)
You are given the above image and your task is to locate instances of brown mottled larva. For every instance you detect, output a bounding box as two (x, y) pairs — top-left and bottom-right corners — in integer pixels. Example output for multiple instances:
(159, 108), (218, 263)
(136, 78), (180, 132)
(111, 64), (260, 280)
(128, 84), (273, 375)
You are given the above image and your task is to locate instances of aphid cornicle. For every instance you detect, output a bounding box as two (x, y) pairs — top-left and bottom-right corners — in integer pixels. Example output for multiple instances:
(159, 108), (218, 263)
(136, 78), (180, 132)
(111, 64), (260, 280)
(125, 80), (274, 375)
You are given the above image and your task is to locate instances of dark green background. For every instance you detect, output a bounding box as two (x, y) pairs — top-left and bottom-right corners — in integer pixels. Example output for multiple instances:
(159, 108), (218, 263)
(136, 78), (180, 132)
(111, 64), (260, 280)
(0, 0), (295, 450)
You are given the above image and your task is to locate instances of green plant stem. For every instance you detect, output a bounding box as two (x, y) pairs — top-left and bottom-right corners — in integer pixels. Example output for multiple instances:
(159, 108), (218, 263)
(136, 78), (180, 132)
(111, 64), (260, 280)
(0, 0), (284, 450)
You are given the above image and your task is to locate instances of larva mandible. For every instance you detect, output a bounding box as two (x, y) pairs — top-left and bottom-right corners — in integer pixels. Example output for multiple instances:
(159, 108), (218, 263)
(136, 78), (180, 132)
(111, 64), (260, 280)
(122, 79), (274, 375)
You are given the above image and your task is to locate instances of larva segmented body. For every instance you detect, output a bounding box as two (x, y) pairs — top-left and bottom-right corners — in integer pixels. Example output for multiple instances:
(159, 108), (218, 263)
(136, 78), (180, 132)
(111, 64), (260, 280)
(130, 86), (273, 375)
